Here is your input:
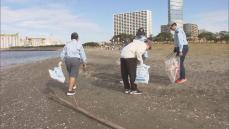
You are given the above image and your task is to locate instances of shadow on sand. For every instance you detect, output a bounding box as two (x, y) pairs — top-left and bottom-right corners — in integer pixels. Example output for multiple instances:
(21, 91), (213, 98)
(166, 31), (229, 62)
(44, 80), (67, 95)
(91, 72), (124, 93)
(149, 74), (171, 86)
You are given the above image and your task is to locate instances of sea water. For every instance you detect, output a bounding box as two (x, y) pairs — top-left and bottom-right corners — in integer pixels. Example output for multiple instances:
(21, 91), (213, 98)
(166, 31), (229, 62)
(0, 51), (60, 67)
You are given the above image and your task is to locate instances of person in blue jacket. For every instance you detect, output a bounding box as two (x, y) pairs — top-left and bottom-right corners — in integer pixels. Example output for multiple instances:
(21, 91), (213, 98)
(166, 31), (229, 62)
(60, 32), (87, 95)
(170, 23), (189, 84)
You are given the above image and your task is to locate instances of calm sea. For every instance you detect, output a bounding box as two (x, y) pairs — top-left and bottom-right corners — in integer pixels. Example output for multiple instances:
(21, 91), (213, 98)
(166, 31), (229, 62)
(0, 51), (60, 67)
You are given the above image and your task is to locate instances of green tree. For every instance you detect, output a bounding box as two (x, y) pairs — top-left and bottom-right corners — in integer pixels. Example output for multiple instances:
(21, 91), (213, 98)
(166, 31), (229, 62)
(198, 32), (217, 41)
(83, 42), (100, 47)
(154, 32), (173, 41)
(111, 33), (135, 45)
(219, 31), (229, 41)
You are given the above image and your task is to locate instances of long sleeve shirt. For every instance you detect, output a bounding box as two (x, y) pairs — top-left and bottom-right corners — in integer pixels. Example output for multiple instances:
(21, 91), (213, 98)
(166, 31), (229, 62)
(174, 28), (188, 52)
(120, 40), (147, 64)
(134, 36), (149, 58)
(60, 39), (87, 63)
(135, 36), (147, 42)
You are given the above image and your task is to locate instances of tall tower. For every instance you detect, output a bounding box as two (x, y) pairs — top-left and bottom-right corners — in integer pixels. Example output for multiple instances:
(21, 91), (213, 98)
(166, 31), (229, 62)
(168, 0), (183, 28)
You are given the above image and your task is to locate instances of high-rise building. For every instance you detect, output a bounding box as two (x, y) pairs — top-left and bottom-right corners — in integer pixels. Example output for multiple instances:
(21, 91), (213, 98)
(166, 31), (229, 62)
(113, 10), (152, 37)
(168, 0), (183, 28)
(183, 23), (199, 39)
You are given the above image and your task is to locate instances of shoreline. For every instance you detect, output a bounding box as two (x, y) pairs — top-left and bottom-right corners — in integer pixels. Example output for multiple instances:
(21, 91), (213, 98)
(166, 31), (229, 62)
(0, 57), (59, 70)
(0, 46), (63, 51)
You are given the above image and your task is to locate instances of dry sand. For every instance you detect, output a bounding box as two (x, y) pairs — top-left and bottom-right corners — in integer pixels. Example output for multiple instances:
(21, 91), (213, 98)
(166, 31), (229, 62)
(0, 44), (229, 129)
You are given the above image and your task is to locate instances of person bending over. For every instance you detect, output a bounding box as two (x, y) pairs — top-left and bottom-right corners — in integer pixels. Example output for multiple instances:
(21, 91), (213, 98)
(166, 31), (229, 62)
(120, 37), (152, 95)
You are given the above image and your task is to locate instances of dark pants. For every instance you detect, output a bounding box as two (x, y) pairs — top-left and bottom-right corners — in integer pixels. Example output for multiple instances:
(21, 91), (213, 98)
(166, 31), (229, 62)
(120, 58), (137, 90)
(175, 45), (189, 79)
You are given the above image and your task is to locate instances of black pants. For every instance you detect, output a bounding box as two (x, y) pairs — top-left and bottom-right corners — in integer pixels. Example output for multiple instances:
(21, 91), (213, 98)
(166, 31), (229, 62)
(175, 45), (189, 79)
(120, 58), (137, 90)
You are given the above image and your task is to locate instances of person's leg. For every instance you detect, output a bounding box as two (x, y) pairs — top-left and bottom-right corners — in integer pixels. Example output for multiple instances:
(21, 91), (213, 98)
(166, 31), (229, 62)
(180, 45), (188, 80)
(65, 58), (74, 91)
(68, 77), (75, 91)
(126, 58), (138, 91)
(180, 55), (185, 79)
(72, 58), (81, 90)
(120, 58), (130, 90)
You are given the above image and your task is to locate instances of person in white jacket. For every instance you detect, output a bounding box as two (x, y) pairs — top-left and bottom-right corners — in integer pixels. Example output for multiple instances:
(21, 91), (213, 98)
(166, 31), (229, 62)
(120, 37), (152, 95)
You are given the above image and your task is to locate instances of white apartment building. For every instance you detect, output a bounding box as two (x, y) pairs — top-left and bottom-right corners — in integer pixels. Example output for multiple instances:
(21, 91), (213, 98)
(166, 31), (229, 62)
(0, 33), (23, 48)
(114, 10), (152, 37)
(24, 37), (63, 47)
(0, 33), (63, 49)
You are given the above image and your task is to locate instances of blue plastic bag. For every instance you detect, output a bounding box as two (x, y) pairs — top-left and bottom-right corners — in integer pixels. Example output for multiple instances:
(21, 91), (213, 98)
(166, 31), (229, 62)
(135, 64), (150, 84)
(48, 62), (65, 83)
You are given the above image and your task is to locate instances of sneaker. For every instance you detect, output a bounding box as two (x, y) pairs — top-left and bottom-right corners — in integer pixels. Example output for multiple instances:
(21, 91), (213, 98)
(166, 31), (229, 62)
(175, 79), (187, 84)
(130, 89), (142, 95)
(124, 89), (131, 94)
(73, 85), (77, 90)
(66, 90), (75, 96)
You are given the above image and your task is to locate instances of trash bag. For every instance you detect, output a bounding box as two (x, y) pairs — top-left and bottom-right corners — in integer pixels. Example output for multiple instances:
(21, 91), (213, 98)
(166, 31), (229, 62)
(164, 53), (180, 83)
(135, 64), (150, 84)
(48, 61), (65, 83)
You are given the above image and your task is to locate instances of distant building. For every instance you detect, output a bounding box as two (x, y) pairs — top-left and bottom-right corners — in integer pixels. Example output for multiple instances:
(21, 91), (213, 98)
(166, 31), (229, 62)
(168, 0), (183, 28)
(25, 37), (63, 47)
(0, 33), (23, 48)
(183, 23), (199, 39)
(25, 37), (46, 47)
(0, 33), (64, 48)
(161, 25), (170, 33)
(113, 10), (152, 37)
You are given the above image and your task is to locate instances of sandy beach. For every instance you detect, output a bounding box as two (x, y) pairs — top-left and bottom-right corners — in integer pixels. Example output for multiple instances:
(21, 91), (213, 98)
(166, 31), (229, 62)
(0, 44), (229, 129)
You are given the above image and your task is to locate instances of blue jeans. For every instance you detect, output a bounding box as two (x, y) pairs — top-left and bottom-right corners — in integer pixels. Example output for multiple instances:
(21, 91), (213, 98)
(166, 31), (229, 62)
(175, 45), (189, 79)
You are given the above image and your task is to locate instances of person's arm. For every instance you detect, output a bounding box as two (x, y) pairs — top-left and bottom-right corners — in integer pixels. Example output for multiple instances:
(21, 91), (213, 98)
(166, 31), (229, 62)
(136, 51), (143, 65)
(177, 29), (184, 52)
(136, 45), (146, 65)
(60, 46), (67, 60)
(79, 45), (87, 64)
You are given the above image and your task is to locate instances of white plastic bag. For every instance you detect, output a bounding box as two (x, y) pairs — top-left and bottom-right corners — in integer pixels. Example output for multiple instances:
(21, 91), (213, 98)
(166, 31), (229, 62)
(164, 54), (180, 83)
(135, 64), (150, 84)
(48, 62), (65, 83)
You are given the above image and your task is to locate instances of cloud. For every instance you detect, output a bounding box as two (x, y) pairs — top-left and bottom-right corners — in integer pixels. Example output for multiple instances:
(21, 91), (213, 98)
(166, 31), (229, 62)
(189, 10), (228, 32)
(1, 6), (103, 42)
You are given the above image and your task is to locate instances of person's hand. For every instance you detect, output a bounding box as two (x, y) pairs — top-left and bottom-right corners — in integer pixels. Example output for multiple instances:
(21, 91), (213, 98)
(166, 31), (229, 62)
(58, 61), (63, 67)
(179, 52), (183, 56)
(173, 47), (177, 53)
(82, 63), (87, 72)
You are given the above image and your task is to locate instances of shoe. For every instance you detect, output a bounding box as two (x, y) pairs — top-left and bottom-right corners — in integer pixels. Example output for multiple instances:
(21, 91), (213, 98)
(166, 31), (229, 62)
(73, 85), (77, 90)
(175, 79), (187, 84)
(66, 90), (75, 96)
(124, 89), (131, 94)
(130, 89), (142, 95)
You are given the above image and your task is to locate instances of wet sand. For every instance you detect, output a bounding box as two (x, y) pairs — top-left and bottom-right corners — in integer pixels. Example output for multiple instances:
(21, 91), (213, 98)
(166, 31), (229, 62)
(0, 44), (229, 129)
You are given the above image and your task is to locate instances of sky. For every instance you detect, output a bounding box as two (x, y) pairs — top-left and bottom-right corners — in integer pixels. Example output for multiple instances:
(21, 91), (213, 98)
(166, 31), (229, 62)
(1, 0), (229, 43)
